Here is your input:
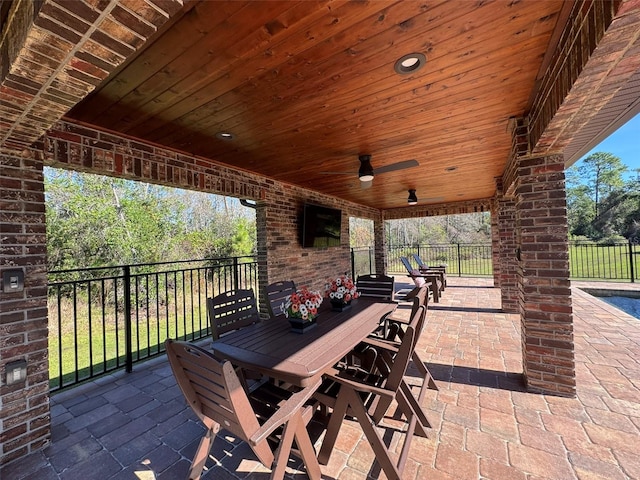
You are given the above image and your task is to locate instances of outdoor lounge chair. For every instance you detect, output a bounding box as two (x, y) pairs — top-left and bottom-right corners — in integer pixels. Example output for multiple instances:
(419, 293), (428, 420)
(165, 339), (322, 480)
(400, 256), (443, 302)
(207, 289), (261, 340)
(314, 304), (432, 480)
(265, 280), (296, 317)
(412, 253), (447, 288)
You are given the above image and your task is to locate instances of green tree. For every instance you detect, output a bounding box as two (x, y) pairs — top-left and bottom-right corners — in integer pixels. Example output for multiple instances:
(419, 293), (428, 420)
(45, 168), (257, 270)
(573, 152), (627, 218)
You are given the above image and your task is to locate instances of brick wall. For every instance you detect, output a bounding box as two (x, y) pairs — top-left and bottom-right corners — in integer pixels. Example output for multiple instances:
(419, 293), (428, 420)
(514, 154), (575, 396)
(0, 154), (50, 464)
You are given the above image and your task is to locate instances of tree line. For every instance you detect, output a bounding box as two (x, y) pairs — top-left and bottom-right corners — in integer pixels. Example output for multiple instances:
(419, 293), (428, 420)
(566, 152), (640, 243)
(45, 168), (256, 271)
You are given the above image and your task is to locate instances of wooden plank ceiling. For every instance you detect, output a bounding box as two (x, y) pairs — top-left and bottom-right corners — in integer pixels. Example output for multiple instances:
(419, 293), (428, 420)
(66, 0), (565, 210)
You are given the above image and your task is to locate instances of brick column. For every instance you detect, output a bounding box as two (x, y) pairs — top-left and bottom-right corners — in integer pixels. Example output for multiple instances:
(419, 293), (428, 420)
(515, 154), (575, 396)
(490, 199), (500, 287)
(496, 182), (518, 313)
(373, 213), (387, 274)
(0, 155), (50, 464)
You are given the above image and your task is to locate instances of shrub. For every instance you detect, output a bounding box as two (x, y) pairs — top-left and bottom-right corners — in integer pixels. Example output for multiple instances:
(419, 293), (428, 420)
(597, 235), (627, 246)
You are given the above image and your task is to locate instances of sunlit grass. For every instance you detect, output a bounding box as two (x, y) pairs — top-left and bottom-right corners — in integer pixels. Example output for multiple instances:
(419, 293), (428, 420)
(48, 291), (209, 389)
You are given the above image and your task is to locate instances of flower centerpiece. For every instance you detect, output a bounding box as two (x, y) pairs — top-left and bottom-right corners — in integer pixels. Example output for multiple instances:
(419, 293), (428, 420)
(282, 287), (323, 333)
(325, 273), (359, 311)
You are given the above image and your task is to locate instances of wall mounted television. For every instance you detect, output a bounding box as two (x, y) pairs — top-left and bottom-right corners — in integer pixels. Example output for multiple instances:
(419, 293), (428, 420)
(302, 204), (342, 248)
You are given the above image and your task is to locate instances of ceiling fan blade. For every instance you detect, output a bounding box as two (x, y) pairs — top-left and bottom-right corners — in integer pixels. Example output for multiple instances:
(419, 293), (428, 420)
(373, 159), (419, 175)
(360, 179), (373, 190)
(318, 170), (358, 175)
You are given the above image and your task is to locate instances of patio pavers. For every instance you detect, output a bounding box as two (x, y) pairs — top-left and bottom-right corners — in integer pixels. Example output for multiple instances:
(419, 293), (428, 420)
(2, 278), (639, 479)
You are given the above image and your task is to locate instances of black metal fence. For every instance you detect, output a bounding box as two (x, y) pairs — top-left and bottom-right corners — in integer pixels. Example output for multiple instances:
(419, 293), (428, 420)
(48, 256), (258, 391)
(352, 241), (640, 282)
(48, 241), (640, 390)
(351, 244), (494, 278)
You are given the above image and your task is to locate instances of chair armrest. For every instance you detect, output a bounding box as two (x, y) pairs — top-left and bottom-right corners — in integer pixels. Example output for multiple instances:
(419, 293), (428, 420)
(360, 337), (400, 353)
(249, 376), (322, 445)
(324, 368), (395, 400)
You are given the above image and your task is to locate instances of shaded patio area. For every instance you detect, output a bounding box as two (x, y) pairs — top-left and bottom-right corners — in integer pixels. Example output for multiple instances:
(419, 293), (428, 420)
(2, 277), (639, 479)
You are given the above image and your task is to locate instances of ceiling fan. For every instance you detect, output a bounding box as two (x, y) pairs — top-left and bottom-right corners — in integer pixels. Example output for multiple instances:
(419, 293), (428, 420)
(319, 154), (419, 189)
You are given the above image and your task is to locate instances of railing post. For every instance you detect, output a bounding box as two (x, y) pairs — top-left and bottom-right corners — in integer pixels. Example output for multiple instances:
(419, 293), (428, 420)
(350, 248), (356, 279)
(369, 247), (374, 274)
(233, 257), (240, 291)
(457, 243), (462, 277)
(123, 265), (133, 373)
(629, 239), (635, 283)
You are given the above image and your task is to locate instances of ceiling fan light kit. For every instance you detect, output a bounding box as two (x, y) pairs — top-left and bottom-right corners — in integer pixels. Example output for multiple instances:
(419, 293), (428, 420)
(407, 189), (418, 205)
(358, 155), (374, 182)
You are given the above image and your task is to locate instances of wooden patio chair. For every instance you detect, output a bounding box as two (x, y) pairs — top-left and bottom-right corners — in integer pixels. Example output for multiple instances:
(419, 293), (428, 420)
(356, 274), (395, 301)
(412, 253), (447, 288)
(373, 286), (438, 392)
(265, 280), (296, 317)
(314, 304), (432, 480)
(165, 339), (322, 480)
(400, 256), (443, 302)
(207, 289), (261, 340)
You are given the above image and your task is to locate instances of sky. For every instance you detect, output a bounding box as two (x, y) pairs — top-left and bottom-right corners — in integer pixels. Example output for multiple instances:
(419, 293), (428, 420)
(577, 112), (640, 174)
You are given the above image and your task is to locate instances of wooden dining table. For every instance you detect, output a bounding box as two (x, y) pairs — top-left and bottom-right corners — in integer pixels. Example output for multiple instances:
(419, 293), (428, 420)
(211, 297), (398, 387)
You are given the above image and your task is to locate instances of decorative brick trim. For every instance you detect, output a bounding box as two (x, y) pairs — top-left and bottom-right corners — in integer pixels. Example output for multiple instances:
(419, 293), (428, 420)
(0, 0), (183, 153)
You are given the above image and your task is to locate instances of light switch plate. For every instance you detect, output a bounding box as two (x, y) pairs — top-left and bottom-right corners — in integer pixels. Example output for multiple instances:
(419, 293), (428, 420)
(2, 269), (24, 293)
(5, 359), (27, 385)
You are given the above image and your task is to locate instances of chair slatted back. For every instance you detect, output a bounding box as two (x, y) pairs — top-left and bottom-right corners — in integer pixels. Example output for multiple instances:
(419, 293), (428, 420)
(371, 305), (425, 422)
(266, 280), (296, 317)
(207, 289), (260, 340)
(412, 253), (428, 269)
(165, 340), (268, 461)
(356, 274), (395, 301)
(166, 339), (323, 480)
(400, 256), (415, 273)
(316, 305), (429, 480)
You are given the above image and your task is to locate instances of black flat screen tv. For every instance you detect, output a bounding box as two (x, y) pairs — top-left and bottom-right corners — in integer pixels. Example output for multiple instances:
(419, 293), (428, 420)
(302, 204), (342, 248)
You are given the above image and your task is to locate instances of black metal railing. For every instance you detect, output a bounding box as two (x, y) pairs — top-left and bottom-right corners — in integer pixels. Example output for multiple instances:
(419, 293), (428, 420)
(48, 256), (258, 391)
(350, 241), (640, 282)
(351, 246), (376, 279)
(50, 241), (640, 390)
(568, 241), (639, 281)
(384, 244), (493, 277)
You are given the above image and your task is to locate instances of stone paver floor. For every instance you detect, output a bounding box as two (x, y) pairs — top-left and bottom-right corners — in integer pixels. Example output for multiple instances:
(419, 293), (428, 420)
(2, 277), (639, 479)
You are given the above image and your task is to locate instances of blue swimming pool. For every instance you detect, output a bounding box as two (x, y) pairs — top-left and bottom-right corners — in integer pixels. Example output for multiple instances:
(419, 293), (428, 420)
(598, 296), (640, 319)
(581, 288), (640, 319)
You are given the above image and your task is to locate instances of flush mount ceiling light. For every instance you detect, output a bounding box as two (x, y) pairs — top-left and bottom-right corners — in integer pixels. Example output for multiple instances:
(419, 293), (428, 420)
(358, 154), (375, 182)
(394, 53), (426, 75)
(407, 189), (418, 205)
(215, 131), (235, 140)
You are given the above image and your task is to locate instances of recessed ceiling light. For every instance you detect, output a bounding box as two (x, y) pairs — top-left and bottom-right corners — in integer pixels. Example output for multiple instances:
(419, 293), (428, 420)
(216, 132), (235, 140)
(445, 166), (457, 172)
(394, 53), (426, 75)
